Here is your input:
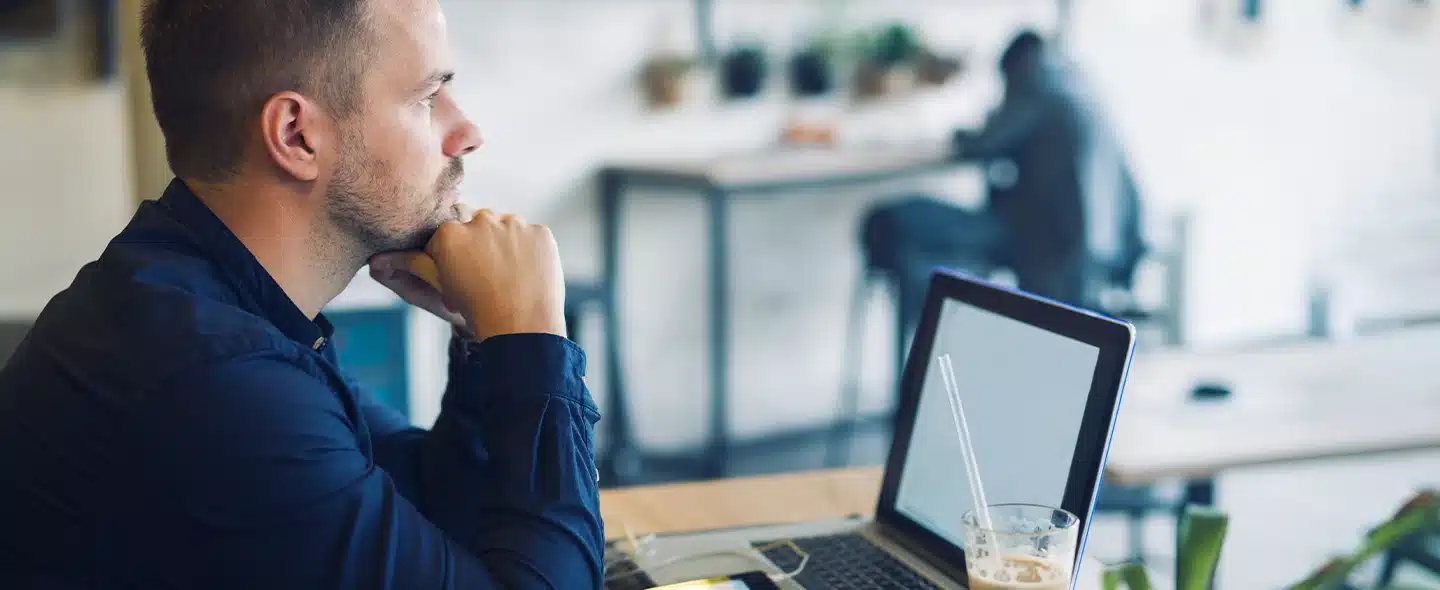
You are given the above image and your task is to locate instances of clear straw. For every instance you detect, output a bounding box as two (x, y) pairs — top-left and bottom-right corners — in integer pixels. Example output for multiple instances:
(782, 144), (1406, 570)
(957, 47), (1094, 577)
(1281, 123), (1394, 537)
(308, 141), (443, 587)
(938, 354), (997, 565)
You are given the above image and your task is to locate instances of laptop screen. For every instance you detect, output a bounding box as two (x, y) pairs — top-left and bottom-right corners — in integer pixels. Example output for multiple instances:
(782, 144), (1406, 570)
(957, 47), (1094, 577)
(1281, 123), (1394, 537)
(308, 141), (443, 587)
(892, 297), (1101, 549)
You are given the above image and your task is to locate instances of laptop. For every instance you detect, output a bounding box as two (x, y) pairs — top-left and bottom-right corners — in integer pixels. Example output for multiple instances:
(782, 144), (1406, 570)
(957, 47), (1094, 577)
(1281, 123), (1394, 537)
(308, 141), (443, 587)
(609, 269), (1136, 589)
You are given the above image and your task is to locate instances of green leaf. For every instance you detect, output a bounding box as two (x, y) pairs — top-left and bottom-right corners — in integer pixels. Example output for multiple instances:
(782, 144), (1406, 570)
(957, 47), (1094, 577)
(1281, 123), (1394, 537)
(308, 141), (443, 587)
(1178, 506), (1229, 590)
(1286, 491), (1438, 590)
(870, 22), (922, 66)
(1287, 557), (1348, 590)
(1102, 562), (1152, 590)
(1102, 568), (1122, 590)
(1122, 563), (1155, 590)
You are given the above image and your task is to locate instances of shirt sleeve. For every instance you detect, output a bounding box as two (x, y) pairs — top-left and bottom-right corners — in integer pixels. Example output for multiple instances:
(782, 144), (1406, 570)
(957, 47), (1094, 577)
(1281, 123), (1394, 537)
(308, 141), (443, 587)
(955, 94), (1048, 161)
(360, 333), (606, 583)
(135, 333), (604, 589)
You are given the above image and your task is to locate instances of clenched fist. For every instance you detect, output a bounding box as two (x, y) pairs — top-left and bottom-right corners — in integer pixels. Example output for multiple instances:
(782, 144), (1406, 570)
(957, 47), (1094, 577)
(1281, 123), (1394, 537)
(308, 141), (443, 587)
(368, 209), (566, 341)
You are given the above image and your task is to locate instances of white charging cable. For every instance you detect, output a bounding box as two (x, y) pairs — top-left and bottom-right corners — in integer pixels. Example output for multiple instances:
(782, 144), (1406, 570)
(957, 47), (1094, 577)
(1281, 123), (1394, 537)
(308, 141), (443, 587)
(603, 524), (811, 585)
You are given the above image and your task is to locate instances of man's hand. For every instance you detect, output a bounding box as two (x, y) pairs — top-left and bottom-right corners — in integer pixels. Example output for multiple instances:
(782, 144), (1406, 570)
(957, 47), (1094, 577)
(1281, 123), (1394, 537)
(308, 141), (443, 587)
(369, 209), (566, 341)
(368, 251), (470, 332)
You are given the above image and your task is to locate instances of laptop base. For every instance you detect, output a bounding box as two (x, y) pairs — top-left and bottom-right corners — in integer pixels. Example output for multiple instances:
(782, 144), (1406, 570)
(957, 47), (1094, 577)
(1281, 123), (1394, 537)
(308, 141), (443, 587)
(604, 517), (966, 590)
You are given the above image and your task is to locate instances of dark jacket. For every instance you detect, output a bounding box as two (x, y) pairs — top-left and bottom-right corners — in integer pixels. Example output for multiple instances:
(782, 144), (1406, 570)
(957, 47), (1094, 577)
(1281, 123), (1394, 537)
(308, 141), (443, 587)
(0, 180), (605, 588)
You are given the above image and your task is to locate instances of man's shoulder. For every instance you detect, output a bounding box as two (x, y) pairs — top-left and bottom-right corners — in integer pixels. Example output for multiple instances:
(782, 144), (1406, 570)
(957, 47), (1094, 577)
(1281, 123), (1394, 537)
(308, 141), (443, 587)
(10, 240), (311, 402)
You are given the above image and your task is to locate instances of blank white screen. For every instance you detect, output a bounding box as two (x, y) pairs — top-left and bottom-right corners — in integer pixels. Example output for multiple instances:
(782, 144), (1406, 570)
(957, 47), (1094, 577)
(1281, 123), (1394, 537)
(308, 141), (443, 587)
(894, 299), (1100, 548)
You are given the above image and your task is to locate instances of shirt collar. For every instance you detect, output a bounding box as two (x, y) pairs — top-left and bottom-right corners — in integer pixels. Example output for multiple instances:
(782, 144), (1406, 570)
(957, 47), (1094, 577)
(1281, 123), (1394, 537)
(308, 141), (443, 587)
(156, 178), (333, 350)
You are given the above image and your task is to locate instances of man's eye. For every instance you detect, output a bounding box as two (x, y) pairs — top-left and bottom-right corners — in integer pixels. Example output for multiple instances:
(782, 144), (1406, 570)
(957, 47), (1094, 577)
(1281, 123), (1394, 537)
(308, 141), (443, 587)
(423, 90), (441, 106)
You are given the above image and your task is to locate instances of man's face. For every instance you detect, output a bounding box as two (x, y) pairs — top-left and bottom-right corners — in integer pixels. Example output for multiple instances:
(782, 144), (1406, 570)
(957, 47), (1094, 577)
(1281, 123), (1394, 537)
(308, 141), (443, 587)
(325, 0), (481, 256)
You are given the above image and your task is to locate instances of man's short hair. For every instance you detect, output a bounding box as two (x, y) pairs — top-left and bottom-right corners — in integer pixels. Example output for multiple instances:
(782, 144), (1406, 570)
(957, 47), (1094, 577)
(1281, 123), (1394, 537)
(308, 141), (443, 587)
(140, 0), (373, 182)
(999, 29), (1046, 73)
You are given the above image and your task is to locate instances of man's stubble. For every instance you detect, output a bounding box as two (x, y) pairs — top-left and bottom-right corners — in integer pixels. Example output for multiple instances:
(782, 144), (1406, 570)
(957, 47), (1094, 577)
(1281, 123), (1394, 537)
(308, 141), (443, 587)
(326, 131), (464, 260)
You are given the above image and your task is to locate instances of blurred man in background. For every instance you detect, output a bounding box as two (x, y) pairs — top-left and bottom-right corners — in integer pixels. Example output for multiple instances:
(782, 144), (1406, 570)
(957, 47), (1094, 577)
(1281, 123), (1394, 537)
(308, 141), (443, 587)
(0, 0), (603, 587)
(861, 30), (1146, 337)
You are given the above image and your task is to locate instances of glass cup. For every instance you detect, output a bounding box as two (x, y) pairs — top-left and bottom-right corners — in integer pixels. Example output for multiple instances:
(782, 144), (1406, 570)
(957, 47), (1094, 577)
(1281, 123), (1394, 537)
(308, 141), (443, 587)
(960, 503), (1079, 590)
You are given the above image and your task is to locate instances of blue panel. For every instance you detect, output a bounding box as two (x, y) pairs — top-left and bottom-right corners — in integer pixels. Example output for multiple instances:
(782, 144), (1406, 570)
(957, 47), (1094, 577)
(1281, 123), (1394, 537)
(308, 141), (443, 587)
(327, 306), (410, 418)
(1243, 0), (1263, 20)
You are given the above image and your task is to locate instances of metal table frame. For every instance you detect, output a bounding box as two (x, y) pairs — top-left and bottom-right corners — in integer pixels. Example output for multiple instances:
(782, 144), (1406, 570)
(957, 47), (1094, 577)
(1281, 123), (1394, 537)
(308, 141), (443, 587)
(596, 149), (962, 481)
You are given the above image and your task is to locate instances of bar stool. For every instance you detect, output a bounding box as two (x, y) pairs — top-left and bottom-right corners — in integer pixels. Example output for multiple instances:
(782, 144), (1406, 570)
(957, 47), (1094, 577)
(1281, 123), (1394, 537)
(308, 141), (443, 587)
(564, 282), (638, 486)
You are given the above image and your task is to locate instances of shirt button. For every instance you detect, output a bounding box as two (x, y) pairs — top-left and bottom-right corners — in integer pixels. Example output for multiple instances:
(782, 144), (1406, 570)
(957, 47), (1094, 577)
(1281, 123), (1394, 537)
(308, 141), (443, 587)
(312, 337), (326, 350)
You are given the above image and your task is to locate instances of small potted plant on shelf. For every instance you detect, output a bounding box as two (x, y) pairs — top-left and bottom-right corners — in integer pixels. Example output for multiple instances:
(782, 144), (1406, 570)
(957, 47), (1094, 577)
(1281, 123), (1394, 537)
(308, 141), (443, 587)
(854, 22), (922, 100)
(780, 38), (843, 147)
(914, 48), (964, 88)
(720, 43), (768, 99)
(788, 40), (835, 98)
(639, 53), (696, 109)
(873, 22), (923, 69)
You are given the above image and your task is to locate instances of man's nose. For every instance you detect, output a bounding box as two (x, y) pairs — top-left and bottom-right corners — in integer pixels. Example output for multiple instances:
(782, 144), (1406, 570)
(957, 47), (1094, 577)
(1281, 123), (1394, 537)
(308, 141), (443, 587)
(444, 118), (482, 158)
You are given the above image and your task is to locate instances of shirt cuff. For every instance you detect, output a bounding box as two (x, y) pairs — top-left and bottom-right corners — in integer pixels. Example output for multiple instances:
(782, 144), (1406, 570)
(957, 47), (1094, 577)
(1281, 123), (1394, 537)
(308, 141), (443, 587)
(448, 333), (592, 409)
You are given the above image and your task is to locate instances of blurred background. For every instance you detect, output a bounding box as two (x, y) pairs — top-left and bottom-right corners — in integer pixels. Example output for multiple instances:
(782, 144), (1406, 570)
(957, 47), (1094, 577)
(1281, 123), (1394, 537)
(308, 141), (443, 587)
(2, 0), (1437, 586)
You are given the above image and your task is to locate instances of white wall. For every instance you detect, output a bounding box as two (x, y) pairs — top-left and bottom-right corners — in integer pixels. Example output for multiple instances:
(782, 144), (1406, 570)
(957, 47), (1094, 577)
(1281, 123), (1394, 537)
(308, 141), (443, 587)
(0, 12), (134, 319)
(402, 0), (1438, 452)
(1071, 0), (1440, 340)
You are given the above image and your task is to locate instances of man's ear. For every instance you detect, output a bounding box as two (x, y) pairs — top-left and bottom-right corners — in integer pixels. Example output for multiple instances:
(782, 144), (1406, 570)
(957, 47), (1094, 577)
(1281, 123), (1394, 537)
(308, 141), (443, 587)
(258, 91), (326, 182)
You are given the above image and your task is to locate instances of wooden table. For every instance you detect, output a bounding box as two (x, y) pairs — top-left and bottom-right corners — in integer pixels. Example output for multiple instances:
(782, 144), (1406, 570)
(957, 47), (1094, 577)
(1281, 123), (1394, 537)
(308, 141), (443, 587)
(601, 466), (884, 542)
(596, 141), (961, 482)
(601, 466), (1129, 589)
(1103, 324), (1440, 486)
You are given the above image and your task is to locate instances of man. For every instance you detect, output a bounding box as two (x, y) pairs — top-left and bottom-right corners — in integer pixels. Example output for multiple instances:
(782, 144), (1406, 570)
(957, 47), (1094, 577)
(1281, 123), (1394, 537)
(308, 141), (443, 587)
(0, 0), (603, 587)
(861, 30), (1145, 337)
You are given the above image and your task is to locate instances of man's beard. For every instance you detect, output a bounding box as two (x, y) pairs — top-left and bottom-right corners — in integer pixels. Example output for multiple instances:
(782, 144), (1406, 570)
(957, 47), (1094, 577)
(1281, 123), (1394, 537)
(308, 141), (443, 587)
(327, 144), (465, 258)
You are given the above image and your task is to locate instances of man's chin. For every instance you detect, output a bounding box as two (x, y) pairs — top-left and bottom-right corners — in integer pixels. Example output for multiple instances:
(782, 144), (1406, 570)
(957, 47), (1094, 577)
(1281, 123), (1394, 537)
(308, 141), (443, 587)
(381, 224), (440, 254)
(441, 190), (464, 218)
(380, 200), (457, 254)
(442, 201), (463, 223)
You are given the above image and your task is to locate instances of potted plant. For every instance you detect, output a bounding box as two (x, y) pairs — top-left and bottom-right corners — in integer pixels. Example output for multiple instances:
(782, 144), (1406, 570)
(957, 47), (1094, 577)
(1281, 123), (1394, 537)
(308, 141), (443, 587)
(639, 53), (695, 109)
(1103, 507), (1229, 590)
(1289, 490), (1438, 589)
(1103, 491), (1439, 589)
(780, 37), (846, 147)
(854, 23), (922, 100)
(720, 44), (768, 99)
(788, 40), (835, 98)
(872, 22), (922, 69)
(915, 48), (964, 88)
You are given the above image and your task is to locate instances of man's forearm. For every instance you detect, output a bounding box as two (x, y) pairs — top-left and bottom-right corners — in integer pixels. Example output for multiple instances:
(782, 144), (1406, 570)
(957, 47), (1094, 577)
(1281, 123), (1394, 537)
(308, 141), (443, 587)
(416, 333), (604, 586)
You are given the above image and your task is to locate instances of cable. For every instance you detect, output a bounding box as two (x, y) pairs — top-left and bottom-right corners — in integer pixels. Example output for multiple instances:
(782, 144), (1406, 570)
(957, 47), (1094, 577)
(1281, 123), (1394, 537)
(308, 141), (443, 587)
(603, 539), (800, 583)
(602, 521), (659, 572)
(765, 542), (810, 583)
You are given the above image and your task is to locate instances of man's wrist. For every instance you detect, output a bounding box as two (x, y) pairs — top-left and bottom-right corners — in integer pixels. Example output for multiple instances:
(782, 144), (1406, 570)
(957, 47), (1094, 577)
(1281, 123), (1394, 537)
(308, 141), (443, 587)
(447, 333), (592, 410)
(458, 316), (568, 342)
(451, 323), (477, 341)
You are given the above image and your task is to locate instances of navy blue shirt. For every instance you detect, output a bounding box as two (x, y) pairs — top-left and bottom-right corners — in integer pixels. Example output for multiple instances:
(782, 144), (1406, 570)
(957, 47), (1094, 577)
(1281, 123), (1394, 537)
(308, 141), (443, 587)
(0, 180), (605, 588)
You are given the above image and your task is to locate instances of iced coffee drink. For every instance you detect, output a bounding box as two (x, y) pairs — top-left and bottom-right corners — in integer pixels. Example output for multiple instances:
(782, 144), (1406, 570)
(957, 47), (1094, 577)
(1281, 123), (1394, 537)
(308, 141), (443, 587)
(962, 504), (1078, 590)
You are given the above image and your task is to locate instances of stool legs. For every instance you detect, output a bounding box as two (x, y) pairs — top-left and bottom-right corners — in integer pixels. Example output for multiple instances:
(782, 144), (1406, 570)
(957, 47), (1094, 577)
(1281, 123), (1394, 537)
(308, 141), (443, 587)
(827, 271), (876, 467)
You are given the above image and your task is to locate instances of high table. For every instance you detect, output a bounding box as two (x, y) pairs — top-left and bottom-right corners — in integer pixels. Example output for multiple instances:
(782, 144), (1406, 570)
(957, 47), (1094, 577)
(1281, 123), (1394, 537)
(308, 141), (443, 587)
(598, 141), (959, 480)
(1104, 323), (1440, 487)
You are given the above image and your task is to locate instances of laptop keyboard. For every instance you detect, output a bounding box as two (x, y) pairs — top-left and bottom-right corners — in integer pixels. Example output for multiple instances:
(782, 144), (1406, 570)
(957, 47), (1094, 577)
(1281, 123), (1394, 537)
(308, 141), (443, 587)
(602, 543), (656, 590)
(754, 533), (943, 589)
